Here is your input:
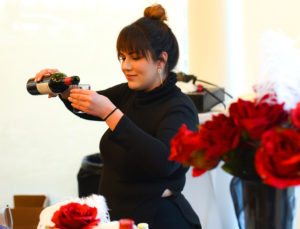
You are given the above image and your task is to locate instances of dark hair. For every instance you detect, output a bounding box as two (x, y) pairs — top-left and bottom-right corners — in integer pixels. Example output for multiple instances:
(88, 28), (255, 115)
(116, 4), (179, 73)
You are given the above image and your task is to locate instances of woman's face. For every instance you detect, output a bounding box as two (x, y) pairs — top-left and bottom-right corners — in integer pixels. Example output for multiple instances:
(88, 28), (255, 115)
(119, 51), (161, 92)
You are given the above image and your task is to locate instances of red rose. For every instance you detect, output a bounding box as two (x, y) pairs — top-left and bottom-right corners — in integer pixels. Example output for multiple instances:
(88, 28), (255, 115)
(291, 102), (300, 130)
(255, 128), (300, 188)
(229, 97), (288, 140)
(192, 167), (207, 177)
(169, 124), (217, 176)
(169, 124), (202, 164)
(199, 113), (241, 160)
(169, 114), (241, 177)
(50, 202), (100, 229)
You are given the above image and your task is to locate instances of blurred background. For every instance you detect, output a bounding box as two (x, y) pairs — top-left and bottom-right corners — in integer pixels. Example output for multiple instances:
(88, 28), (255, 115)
(1, 0), (300, 228)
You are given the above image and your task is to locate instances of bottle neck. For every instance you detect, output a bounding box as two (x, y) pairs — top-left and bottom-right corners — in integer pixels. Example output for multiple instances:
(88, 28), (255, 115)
(64, 76), (80, 85)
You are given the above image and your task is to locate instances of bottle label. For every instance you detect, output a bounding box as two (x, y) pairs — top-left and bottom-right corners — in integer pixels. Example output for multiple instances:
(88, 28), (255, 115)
(36, 82), (53, 94)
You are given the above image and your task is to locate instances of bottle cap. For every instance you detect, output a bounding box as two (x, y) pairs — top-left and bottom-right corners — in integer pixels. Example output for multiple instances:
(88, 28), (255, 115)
(137, 223), (149, 229)
(119, 219), (134, 229)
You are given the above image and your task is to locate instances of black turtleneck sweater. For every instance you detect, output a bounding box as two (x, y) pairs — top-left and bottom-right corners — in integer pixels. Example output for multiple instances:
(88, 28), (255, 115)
(60, 72), (200, 227)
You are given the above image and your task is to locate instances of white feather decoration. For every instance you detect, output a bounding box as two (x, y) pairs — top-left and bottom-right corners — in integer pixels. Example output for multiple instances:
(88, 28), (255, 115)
(253, 29), (300, 111)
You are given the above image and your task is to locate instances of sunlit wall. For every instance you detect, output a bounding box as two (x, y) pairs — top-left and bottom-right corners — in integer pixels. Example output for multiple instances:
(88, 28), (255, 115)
(187, 0), (300, 228)
(0, 0), (188, 206)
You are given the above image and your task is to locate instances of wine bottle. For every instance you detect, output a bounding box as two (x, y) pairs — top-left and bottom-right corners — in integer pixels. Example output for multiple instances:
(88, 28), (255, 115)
(26, 72), (80, 95)
(119, 219), (134, 229)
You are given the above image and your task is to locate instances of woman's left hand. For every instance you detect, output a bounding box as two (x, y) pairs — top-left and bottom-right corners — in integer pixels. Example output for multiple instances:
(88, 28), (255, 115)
(68, 89), (115, 119)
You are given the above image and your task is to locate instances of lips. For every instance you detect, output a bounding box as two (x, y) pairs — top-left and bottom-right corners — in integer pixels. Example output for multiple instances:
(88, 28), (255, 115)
(126, 74), (137, 80)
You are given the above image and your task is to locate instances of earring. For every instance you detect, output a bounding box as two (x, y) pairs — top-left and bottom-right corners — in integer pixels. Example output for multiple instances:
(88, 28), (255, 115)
(158, 69), (163, 86)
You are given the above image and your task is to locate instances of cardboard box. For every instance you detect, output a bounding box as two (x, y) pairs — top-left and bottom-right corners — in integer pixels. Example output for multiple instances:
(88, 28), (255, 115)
(11, 195), (49, 229)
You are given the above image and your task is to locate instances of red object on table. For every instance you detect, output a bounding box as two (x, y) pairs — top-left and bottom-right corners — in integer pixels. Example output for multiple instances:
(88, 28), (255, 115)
(119, 218), (134, 229)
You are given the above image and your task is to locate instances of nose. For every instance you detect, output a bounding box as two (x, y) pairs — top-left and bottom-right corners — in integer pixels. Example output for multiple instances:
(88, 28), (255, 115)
(122, 58), (132, 71)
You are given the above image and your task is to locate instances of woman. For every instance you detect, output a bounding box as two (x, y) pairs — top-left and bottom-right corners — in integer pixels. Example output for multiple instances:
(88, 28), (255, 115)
(35, 4), (201, 229)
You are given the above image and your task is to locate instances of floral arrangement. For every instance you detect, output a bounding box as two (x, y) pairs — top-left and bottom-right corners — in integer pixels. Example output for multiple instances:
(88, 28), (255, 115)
(46, 202), (100, 229)
(169, 30), (300, 189)
(38, 194), (110, 229)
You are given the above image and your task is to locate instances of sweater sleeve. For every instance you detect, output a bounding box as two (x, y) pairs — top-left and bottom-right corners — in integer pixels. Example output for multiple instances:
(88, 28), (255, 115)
(109, 101), (199, 178)
(59, 83), (128, 121)
(59, 95), (102, 121)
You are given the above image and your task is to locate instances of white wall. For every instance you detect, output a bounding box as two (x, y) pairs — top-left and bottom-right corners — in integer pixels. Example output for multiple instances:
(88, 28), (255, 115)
(0, 0), (188, 206)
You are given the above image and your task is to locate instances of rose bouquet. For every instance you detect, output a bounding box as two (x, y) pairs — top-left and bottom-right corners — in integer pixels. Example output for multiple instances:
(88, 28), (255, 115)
(169, 30), (300, 189)
(169, 94), (300, 188)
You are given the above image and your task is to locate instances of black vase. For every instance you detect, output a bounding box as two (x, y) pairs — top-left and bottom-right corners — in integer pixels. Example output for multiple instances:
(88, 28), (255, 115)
(230, 176), (296, 229)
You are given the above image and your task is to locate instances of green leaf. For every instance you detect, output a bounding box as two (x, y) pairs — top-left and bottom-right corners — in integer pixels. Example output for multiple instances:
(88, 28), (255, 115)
(221, 141), (261, 181)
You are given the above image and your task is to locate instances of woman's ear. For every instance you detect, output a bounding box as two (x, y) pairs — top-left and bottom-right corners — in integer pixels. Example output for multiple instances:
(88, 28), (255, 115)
(158, 51), (168, 68)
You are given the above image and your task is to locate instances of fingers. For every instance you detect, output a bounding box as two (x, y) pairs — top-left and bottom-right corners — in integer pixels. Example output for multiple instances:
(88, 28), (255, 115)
(68, 90), (95, 113)
(48, 93), (58, 98)
(71, 102), (89, 112)
(68, 94), (90, 104)
(70, 88), (91, 95)
(69, 89), (93, 101)
(68, 90), (92, 104)
(34, 68), (59, 82)
(69, 96), (91, 113)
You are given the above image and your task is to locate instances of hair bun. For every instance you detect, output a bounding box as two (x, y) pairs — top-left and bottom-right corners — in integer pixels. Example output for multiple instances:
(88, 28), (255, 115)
(144, 4), (167, 22)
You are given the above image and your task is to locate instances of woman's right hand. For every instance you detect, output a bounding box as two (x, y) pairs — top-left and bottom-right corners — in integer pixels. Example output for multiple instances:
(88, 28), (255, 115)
(34, 68), (59, 82)
(34, 68), (70, 99)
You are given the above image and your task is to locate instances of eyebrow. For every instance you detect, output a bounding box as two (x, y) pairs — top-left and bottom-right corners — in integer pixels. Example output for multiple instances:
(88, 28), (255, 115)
(128, 51), (138, 55)
(119, 50), (147, 59)
(119, 51), (134, 55)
